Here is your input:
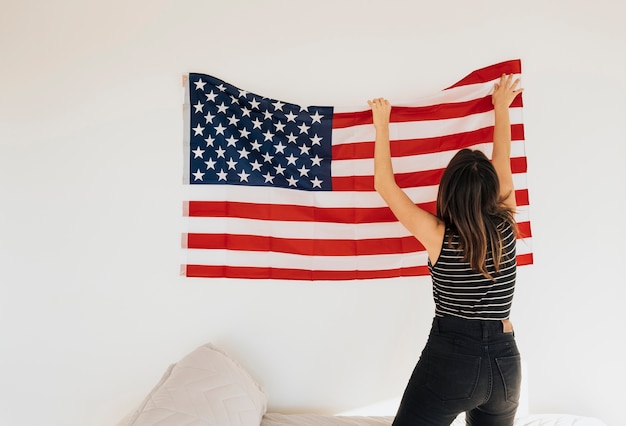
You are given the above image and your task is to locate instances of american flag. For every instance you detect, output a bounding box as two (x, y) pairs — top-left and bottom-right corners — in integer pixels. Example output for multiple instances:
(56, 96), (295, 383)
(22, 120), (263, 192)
(181, 59), (533, 280)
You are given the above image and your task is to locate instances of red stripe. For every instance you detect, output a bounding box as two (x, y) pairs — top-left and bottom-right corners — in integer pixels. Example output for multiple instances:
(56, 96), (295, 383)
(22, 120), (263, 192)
(332, 95), (523, 129)
(332, 124), (525, 160)
(187, 233), (425, 255)
(184, 264), (431, 280)
(446, 59), (522, 89)
(185, 252), (531, 280)
(331, 161), (530, 192)
(187, 201), (398, 223)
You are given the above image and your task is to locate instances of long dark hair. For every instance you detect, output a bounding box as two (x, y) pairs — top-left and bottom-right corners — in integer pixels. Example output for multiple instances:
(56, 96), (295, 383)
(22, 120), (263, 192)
(436, 149), (517, 279)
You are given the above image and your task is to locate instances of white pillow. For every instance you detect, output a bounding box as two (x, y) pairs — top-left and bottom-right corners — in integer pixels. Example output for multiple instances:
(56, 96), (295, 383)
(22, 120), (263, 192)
(127, 343), (268, 426)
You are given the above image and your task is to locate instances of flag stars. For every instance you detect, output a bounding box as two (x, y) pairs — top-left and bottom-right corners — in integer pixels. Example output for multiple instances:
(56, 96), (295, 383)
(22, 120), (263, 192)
(263, 110), (273, 120)
(204, 112), (215, 124)
(297, 165), (310, 177)
(239, 128), (251, 139)
(192, 146), (205, 159)
(193, 101), (204, 113)
(205, 90), (218, 102)
(192, 169), (205, 181)
(204, 135), (215, 147)
(227, 114), (240, 126)
(237, 169), (250, 182)
(225, 135), (238, 147)
(287, 176), (298, 187)
(274, 121), (286, 132)
(216, 84), (226, 92)
(238, 89), (249, 98)
(310, 111), (323, 123)
(237, 147), (250, 159)
(263, 130), (275, 142)
(272, 100), (285, 111)
(215, 146), (226, 158)
(285, 111), (298, 122)
(274, 164), (286, 175)
(250, 159), (263, 171)
(241, 106), (251, 117)
(251, 118), (263, 130)
(310, 155), (323, 167)
(310, 134), (323, 145)
(298, 144), (311, 155)
(263, 172), (275, 184)
(286, 132), (298, 144)
(193, 124), (205, 136)
(249, 98), (260, 109)
(216, 169), (228, 181)
(274, 141), (286, 154)
(262, 152), (274, 163)
(285, 153), (298, 166)
(297, 122), (310, 134)
(226, 157), (238, 170)
(311, 176), (323, 188)
(205, 158), (217, 170)
(214, 123), (227, 135)
(194, 79), (207, 91)
(250, 140), (263, 151)
(216, 103), (228, 114)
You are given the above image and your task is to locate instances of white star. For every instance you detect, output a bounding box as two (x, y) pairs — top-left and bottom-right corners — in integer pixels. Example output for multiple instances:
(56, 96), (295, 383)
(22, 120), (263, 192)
(204, 112), (215, 124)
(285, 111), (298, 122)
(274, 121), (286, 132)
(298, 144), (310, 155)
(310, 111), (323, 123)
(205, 158), (217, 170)
(194, 101), (204, 113)
(205, 90), (218, 102)
(194, 79), (207, 91)
(238, 89), (248, 98)
(286, 132), (298, 143)
(251, 118), (263, 130)
(217, 169), (228, 181)
(216, 103), (228, 114)
(237, 147), (250, 159)
(297, 165), (310, 177)
(311, 176), (323, 188)
(192, 169), (205, 181)
(204, 135), (215, 147)
(299, 106), (309, 112)
(193, 124), (205, 136)
(228, 114), (240, 126)
(274, 141), (286, 154)
(250, 160), (263, 171)
(263, 130), (274, 142)
(216, 84), (226, 92)
(215, 146), (226, 158)
(287, 176), (299, 187)
(250, 140), (262, 151)
(237, 169), (250, 182)
(214, 123), (226, 135)
(192, 146), (205, 158)
(226, 157), (238, 170)
(262, 152), (274, 163)
(285, 153), (298, 166)
(229, 95), (239, 105)
(241, 106), (251, 117)
(239, 127), (251, 139)
(263, 110), (273, 120)
(263, 172), (275, 184)
(225, 135), (238, 147)
(249, 98), (260, 109)
(274, 164), (286, 175)
(297, 122), (310, 134)
(272, 100), (285, 111)
(310, 155), (323, 166)
(309, 134), (323, 145)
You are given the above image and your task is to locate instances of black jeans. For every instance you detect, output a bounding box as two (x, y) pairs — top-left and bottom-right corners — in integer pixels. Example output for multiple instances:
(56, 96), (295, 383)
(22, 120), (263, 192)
(393, 316), (522, 426)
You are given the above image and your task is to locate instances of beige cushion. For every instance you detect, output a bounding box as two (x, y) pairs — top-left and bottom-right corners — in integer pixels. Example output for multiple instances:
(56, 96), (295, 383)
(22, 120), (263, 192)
(127, 343), (267, 426)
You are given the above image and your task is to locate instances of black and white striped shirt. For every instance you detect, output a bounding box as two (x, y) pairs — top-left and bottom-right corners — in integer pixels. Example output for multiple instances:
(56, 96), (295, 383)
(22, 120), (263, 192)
(428, 221), (517, 320)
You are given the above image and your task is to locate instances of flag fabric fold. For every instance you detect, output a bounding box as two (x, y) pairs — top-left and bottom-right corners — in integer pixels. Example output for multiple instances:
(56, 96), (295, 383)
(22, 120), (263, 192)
(181, 60), (533, 280)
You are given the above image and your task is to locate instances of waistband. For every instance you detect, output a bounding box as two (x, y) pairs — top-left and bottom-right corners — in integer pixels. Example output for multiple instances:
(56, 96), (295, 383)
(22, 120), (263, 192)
(432, 316), (514, 340)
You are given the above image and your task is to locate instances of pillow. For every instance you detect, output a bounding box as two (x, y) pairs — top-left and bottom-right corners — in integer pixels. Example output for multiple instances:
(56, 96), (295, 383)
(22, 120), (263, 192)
(127, 343), (268, 426)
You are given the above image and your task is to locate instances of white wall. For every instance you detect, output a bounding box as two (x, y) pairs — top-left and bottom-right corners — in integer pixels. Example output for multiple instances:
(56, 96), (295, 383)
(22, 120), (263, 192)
(1, 1), (624, 425)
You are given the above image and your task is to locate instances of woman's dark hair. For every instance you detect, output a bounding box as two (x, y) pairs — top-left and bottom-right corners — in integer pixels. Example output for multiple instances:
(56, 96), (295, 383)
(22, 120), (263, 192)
(436, 149), (517, 279)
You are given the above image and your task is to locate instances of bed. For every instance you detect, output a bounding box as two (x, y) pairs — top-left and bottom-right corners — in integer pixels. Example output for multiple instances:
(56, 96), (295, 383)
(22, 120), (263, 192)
(118, 343), (606, 426)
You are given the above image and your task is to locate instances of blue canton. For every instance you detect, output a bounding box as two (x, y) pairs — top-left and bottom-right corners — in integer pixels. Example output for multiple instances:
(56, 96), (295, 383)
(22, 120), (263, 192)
(188, 73), (333, 191)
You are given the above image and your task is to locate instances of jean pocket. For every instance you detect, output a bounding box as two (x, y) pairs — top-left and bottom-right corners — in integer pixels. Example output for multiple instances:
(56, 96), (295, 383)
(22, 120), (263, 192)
(426, 350), (481, 401)
(495, 355), (522, 403)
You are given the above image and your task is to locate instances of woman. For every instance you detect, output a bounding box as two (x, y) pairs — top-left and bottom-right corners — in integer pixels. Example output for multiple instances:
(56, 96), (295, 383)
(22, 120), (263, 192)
(369, 74), (524, 426)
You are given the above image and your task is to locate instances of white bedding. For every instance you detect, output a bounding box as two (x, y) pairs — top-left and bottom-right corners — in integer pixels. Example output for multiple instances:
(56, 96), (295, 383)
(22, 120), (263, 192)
(119, 343), (607, 426)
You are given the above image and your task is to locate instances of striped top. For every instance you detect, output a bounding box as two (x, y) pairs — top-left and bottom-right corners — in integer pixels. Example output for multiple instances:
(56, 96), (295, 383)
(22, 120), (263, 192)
(428, 220), (517, 320)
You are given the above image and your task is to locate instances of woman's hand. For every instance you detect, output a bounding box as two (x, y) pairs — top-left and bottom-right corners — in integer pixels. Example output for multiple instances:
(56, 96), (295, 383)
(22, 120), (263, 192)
(492, 74), (523, 110)
(368, 97), (391, 129)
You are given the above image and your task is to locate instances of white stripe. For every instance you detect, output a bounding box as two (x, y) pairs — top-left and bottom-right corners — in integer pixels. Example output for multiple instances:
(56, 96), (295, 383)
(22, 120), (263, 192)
(331, 141), (527, 177)
(186, 215), (532, 241)
(183, 175), (530, 208)
(184, 249), (429, 271)
(332, 75), (521, 113)
(331, 108), (523, 146)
